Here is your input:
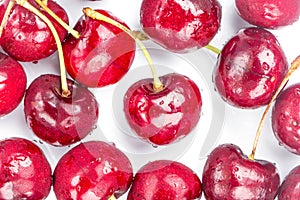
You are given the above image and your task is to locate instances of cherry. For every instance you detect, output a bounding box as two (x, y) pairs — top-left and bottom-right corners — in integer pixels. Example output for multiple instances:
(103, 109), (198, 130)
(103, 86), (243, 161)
(140, 0), (222, 53)
(0, 137), (52, 199)
(271, 83), (300, 155)
(202, 143), (280, 200)
(127, 160), (202, 199)
(123, 73), (202, 145)
(53, 141), (133, 200)
(24, 74), (99, 146)
(0, 0), (69, 62)
(213, 27), (288, 109)
(0, 52), (26, 117)
(62, 9), (135, 88)
(277, 165), (300, 199)
(235, 0), (300, 29)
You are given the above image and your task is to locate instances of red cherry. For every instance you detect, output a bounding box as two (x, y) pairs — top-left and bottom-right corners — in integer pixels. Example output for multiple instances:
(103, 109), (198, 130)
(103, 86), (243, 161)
(278, 165), (300, 199)
(213, 27), (288, 109)
(62, 9), (135, 88)
(53, 141), (133, 200)
(235, 0), (300, 29)
(272, 83), (300, 155)
(0, 0), (69, 62)
(24, 74), (99, 146)
(0, 137), (52, 199)
(123, 73), (202, 145)
(127, 160), (202, 199)
(0, 52), (26, 117)
(202, 144), (280, 200)
(140, 0), (221, 53)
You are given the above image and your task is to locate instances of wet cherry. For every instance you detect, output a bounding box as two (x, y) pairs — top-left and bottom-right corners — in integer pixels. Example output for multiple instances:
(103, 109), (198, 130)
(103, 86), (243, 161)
(0, 0), (69, 62)
(124, 73), (202, 146)
(24, 74), (99, 146)
(0, 137), (52, 199)
(140, 0), (222, 53)
(62, 9), (135, 88)
(213, 27), (288, 109)
(202, 144), (280, 200)
(278, 165), (300, 199)
(0, 52), (26, 117)
(53, 141), (133, 200)
(127, 160), (202, 200)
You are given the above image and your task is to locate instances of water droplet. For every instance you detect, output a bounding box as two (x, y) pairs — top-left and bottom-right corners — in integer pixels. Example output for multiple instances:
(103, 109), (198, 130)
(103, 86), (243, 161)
(280, 113), (286, 121)
(233, 166), (239, 172)
(32, 60), (38, 64)
(278, 142), (283, 146)
(262, 63), (270, 71)
(295, 88), (300, 96)
(159, 100), (164, 105)
(152, 144), (158, 148)
(225, 65), (231, 70)
(38, 140), (43, 144)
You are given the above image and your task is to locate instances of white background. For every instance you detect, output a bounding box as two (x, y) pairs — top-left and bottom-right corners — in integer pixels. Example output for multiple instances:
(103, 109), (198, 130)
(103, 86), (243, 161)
(1, 0), (300, 199)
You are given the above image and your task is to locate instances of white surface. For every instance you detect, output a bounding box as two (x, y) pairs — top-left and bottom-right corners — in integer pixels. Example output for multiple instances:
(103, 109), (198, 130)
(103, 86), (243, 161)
(1, 0), (300, 199)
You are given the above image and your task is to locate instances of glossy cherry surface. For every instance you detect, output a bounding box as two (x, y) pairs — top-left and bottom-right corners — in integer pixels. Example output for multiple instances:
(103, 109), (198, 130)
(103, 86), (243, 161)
(0, 0), (69, 62)
(213, 27), (288, 109)
(127, 160), (202, 200)
(123, 73), (202, 145)
(0, 52), (26, 117)
(202, 143), (280, 200)
(272, 83), (300, 155)
(62, 9), (135, 88)
(278, 165), (300, 199)
(24, 74), (98, 146)
(0, 137), (52, 199)
(236, 0), (300, 29)
(140, 0), (222, 53)
(53, 141), (133, 200)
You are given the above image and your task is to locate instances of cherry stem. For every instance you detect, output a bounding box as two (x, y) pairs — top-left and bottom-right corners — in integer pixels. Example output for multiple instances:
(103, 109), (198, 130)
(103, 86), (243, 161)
(34, 0), (80, 39)
(205, 44), (221, 55)
(108, 195), (117, 200)
(0, 0), (15, 38)
(82, 7), (164, 91)
(14, 0), (70, 97)
(249, 55), (300, 160)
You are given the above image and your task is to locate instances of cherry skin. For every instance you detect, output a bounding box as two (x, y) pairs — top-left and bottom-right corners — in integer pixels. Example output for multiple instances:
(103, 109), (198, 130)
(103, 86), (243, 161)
(140, 0), (222, 53)
(213, 27), (288, 109)
(24, 74), (99, 146)
(123, 73), (202, 146)
(0, 52), (26, 117)
(0, 0), (69, 62)
(202, 144), (280, 200)
(53, 141), (133, 200)
(127, 160), (202, 200)
(0, 137), (52, 200)
(278, 165), (300, 199)
(235, 0), (300, 29)
(62, 9), (135, 88)
(272, 83), (300, 155)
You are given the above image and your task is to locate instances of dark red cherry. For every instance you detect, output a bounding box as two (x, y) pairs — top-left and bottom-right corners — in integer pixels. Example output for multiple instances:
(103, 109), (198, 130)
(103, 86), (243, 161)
(0, 52), (26, 117)
(278, 165), (300, 199)
(0, 137), (52, 199)
(62, 9), (135, 88)
(127, 160), (202, 200)
(202, 143), (280, 200)
(272, 83), (300, 155)
(123, 73), (202, 145)
(213, 27), (288, 109)
(236, 0), (300, 29)
(24, 74), (98, 146)
(0, 0), (69, 62)
(53, 141), (133, 200)
(140, 0), (222, 53)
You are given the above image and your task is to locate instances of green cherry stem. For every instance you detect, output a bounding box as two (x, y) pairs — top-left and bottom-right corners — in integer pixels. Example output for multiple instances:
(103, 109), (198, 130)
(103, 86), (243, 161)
(205, 44), (221, 55)
(34, 0), (80, 39)
(83, 7), (164, 91)
(249, 55), (300, 160)
(0, 0), (15, 38)
(14, 0), (70, 97)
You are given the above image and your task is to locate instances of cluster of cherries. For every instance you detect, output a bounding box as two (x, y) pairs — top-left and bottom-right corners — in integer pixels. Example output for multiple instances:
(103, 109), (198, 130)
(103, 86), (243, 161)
(1, 0), (300, 199)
